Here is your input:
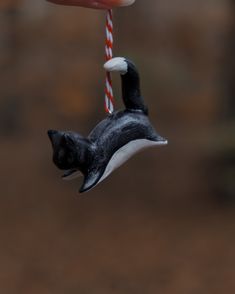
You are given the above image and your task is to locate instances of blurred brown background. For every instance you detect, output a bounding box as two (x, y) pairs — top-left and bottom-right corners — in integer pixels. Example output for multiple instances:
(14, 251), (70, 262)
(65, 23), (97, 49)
(0, 0), (235, 293)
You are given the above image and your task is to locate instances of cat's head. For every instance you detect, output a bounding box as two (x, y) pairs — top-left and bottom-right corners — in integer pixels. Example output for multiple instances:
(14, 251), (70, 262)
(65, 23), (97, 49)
(48, 130), (91, 173)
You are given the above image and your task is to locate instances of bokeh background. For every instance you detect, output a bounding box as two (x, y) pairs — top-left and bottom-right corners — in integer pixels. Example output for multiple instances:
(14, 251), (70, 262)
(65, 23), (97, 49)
(0, 0), (235, 293)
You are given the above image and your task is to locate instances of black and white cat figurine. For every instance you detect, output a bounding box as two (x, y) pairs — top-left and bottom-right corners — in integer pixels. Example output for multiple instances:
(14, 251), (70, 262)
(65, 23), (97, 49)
(48, 57), (168, 193)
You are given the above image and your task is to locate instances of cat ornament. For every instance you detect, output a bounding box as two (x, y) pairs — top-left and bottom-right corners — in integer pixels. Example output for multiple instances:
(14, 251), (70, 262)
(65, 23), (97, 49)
(48, 57), (168, 193)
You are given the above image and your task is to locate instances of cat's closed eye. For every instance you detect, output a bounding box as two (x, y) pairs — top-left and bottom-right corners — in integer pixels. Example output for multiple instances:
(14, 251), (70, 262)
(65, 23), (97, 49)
(58, 149), (65, 158)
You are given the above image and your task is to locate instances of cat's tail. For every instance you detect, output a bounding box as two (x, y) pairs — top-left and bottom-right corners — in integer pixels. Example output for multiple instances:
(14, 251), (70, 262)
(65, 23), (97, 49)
(104, 57), (148, 115)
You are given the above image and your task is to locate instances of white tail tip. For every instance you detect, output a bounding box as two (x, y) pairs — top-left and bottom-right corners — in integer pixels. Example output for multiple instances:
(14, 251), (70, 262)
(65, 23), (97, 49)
(104, 57), (128, 75)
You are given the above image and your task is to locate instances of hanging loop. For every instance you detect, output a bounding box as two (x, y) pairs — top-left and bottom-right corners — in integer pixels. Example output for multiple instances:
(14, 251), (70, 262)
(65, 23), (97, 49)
(104, 9), (114, 114)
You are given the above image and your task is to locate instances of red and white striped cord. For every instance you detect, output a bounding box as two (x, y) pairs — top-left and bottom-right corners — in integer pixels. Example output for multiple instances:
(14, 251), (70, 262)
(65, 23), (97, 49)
(104, 9), (114, 114)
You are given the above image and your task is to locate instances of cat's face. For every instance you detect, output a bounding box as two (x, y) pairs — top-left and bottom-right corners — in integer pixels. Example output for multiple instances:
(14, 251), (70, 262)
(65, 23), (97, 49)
(48, 130), (87, 171)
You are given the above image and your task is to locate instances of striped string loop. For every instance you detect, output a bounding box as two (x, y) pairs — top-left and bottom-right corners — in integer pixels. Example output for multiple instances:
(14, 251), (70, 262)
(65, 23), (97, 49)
(104, 9), (114, 114)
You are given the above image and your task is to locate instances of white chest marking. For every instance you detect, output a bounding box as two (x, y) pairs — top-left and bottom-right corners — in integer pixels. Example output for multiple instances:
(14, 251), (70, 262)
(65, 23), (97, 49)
(98, 139), (168, 184)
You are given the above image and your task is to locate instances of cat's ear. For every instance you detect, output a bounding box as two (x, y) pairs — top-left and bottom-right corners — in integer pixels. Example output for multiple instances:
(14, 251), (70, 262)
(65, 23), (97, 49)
(62, 134), (75, 147)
